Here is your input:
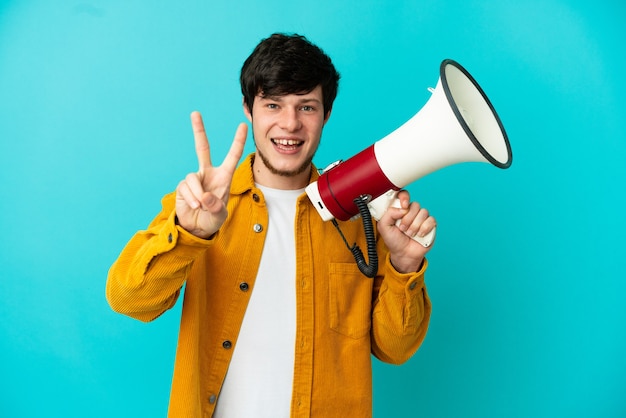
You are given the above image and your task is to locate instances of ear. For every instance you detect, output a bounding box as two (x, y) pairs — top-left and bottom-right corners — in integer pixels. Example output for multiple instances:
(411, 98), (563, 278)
(242, 97), (252, 122)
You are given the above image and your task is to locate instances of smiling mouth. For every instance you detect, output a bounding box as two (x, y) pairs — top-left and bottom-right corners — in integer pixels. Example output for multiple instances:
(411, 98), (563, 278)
(272, 138), (303, 151)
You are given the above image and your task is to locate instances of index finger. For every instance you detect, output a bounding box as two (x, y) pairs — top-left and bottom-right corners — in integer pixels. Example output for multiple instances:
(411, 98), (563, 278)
(190, 111), (212, 171)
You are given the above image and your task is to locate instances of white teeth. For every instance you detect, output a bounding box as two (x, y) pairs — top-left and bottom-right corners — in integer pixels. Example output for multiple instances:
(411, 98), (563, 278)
(274, 139), (302, 146)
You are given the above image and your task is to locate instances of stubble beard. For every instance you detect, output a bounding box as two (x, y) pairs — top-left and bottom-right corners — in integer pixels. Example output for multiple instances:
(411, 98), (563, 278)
(255, 140), (319, 178)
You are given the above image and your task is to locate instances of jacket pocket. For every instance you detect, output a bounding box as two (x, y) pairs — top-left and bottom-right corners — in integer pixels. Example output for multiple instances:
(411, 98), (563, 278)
(329, 263), (373, 339)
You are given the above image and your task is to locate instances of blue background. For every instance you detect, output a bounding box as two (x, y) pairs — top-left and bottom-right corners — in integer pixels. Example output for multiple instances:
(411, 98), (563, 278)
(1, 1), (625, 417)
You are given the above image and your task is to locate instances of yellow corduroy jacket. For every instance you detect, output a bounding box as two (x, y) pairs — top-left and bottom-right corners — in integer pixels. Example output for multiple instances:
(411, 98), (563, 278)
(106, 154), (432, 418)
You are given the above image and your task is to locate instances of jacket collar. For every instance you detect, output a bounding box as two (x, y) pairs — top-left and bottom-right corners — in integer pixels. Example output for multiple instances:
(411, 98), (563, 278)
(230, 153), (321, 195)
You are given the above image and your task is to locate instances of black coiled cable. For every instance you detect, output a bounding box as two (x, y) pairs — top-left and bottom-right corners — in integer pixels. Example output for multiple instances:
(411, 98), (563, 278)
(331, 195), (378, 278)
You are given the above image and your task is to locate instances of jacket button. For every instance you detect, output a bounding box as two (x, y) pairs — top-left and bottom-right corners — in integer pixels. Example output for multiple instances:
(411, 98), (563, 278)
(208, 394), (217, 404)
(222, 340), (232, 349)
(252, 193), (260, 202)
(239, 282), (249, 291)
(253, 223), (263, 233)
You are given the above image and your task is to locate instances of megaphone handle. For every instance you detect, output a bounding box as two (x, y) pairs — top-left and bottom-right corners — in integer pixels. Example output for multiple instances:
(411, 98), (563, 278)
(389, 198), (436, 248)
(368, 191), (436, 248)
(410, 223), (436, 248)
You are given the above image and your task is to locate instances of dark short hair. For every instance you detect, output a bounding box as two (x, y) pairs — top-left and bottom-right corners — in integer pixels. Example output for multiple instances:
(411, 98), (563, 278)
(240, 33), (340, 117)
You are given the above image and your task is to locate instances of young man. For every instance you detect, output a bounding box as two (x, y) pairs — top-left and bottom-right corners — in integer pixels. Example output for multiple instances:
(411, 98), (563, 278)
(107, 33), (436, 417)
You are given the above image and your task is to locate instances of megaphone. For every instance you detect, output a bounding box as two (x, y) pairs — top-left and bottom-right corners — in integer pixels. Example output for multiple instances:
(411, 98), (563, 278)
(305, 59), (512, 269)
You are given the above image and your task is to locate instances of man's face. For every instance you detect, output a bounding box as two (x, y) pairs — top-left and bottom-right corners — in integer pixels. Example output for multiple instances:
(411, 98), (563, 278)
(244, 85), (330, 188)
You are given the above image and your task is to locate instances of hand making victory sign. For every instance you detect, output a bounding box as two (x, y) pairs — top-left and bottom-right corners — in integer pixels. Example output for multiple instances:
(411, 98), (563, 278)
(176, 111), (248, 239)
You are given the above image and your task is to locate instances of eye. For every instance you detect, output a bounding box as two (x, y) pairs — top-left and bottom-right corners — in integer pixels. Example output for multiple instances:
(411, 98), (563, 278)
(300, 105), (315, 112)
(267, 103), (279, 110)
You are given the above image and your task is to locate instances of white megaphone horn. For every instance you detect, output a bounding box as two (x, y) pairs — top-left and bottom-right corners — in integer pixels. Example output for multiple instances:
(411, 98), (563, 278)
(305, 59), (512, 249)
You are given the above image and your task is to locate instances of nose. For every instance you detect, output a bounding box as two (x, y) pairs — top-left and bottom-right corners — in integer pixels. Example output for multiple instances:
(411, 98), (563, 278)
(280, 107), (302, 132)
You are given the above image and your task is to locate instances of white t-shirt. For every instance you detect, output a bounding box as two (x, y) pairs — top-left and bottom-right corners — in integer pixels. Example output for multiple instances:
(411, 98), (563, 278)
(213, 185), (303, 418)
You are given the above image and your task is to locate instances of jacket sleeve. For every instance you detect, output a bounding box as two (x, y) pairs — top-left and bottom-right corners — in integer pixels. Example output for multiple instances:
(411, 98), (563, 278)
(370, 248), (432, 364)
(105, 192), (213, 322)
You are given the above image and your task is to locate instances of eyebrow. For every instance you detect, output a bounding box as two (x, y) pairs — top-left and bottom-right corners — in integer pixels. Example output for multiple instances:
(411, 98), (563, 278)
(259, 94), (322, 105)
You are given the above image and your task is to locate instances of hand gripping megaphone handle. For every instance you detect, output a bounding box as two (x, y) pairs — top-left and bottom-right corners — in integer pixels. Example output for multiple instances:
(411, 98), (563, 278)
(367, 190), (436, 248)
